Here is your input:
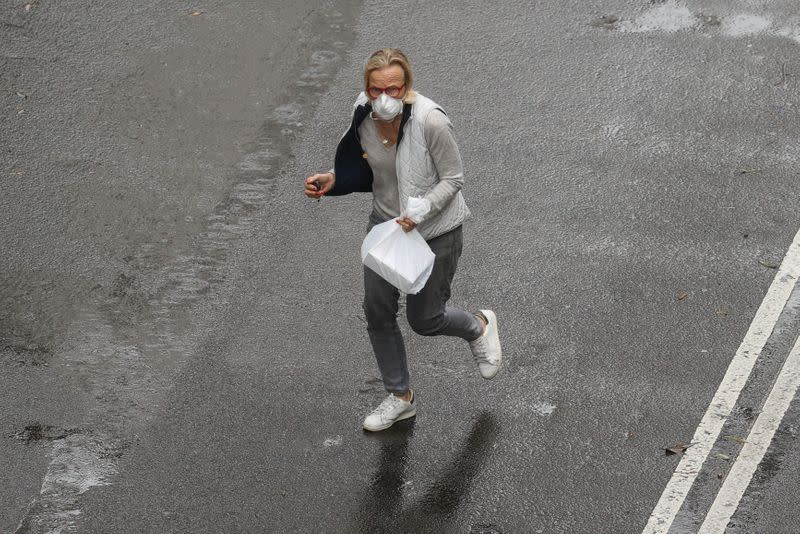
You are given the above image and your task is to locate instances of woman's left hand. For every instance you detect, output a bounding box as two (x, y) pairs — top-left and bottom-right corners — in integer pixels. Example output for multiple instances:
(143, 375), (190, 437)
(396, 217), (417, 233)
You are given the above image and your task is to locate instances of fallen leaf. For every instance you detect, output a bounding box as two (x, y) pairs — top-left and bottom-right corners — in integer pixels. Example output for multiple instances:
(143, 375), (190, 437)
(677, 291), (688, 301)
(665, 442), (697, 456)
(758, 259), (780, 269)
(190, 11), (203, 16)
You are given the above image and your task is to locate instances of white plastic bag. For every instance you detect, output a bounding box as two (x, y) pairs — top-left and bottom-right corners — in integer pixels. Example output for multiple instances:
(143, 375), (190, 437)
(361, 199), (435, 294)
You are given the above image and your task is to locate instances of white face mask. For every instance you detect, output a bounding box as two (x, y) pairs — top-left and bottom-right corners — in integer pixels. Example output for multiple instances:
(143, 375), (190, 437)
(372, 93), (403, 121)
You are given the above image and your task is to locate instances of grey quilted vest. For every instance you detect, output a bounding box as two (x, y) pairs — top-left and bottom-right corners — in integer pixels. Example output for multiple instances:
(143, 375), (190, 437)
(354, 91), (471, 240)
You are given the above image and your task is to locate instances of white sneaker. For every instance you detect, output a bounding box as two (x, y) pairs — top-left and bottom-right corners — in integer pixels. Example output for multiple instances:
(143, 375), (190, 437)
(362, 391), (416, 432)
(469, 309), (502, 379)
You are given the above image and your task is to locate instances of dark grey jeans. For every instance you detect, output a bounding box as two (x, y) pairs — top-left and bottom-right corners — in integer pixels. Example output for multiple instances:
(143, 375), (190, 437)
(363, 211), (482, 394)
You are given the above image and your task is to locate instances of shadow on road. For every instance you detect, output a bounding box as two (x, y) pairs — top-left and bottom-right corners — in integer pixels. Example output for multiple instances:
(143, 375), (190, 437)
(355, 411), (501, 533)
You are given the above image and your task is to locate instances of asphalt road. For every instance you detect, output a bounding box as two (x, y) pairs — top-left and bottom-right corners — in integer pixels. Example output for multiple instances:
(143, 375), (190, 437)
(2, 1), (800, 533)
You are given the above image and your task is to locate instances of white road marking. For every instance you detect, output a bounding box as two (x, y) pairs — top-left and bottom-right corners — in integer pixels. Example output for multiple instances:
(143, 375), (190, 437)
(700, 331), (800, 532)
(643, 227), (800, 534)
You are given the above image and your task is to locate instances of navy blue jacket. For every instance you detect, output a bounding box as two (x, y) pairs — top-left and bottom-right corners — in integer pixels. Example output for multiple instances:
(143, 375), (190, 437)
(328, 102), (413, 196)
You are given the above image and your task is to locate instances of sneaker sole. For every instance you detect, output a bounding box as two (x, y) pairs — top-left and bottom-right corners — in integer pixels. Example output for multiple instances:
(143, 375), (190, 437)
(480, 363), (501, 379)
(362, 408), (417, 432)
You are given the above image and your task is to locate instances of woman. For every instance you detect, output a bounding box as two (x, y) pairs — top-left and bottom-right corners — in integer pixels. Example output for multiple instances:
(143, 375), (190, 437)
(305, 48), (502, 432)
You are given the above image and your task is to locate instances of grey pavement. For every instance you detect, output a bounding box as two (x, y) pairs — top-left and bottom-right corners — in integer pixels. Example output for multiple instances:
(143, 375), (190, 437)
(2, 1), (800, 533)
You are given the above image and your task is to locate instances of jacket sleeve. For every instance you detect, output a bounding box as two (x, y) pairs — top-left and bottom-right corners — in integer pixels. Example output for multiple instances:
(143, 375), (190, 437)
(419, 110), (464, 220)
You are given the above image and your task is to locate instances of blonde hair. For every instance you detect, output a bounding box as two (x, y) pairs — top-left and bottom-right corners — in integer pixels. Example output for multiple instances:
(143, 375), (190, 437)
(363, 48), (417, 103)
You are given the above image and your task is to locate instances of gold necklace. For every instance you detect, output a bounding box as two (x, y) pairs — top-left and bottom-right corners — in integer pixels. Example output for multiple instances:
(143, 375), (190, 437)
(372, 113), (398, 145)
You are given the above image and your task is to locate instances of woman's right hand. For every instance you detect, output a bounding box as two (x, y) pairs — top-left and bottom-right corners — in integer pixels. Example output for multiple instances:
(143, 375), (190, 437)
(305, 172), (335, 199)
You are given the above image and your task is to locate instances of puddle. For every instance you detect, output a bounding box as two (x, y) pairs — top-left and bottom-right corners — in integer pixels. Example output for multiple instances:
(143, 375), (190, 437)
(15, 432), (123, 534)
(615, 3), (696, 33)
(131, 45), (350, 316)
(531, 401), (557, 417)
(722, 14), (772, 37)
(272, 102), (304, 126)
(323, 435), (343, 447)
(597, 2), (800, 44)
(237, 148), (275, 172)
(297, 50), (342, 88)
(774, 26), (800, 43)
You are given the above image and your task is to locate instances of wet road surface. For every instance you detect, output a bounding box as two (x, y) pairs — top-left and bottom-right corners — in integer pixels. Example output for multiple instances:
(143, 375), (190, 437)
(3, 0), (800, 532)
